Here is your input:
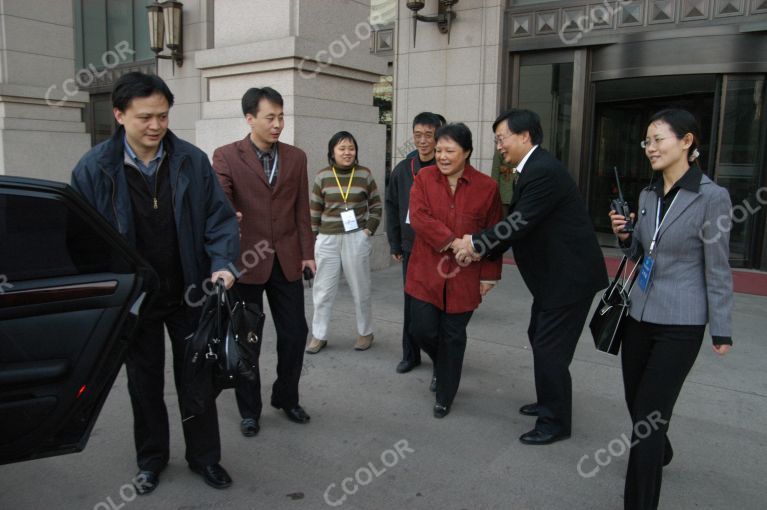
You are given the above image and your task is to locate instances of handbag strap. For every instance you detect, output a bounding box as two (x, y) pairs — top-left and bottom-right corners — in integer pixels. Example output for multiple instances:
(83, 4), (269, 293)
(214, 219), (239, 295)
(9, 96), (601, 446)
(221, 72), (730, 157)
(214, 278), (228, 342)
(605, 255), (644, 300)
(624, 255), (643, 294)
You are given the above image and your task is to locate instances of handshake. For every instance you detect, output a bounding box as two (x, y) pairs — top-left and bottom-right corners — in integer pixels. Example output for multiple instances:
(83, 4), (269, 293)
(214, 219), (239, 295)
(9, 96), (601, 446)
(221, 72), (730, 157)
(449, 234), (481, 265)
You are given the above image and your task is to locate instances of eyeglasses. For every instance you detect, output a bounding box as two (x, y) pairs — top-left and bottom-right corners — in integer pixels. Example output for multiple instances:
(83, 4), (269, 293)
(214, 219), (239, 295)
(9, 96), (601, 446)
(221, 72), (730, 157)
(640, 137), (666, 149)
(494, 132), (513, 145)
(413, 133), (434, 142)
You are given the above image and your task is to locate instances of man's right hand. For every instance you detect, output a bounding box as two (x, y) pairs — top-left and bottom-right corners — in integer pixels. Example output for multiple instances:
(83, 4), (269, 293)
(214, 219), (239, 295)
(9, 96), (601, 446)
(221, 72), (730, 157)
(452, 235), (481, 264)
(392, 253), (403, 262)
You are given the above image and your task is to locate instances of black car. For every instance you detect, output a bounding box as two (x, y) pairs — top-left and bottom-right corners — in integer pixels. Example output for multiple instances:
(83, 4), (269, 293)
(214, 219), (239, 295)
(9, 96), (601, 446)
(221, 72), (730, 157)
(0, 176), (155, 465)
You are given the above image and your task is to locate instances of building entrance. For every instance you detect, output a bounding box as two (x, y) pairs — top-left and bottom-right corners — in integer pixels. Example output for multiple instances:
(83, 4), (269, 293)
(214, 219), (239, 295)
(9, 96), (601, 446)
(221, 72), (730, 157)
(588, 75), (766, 268)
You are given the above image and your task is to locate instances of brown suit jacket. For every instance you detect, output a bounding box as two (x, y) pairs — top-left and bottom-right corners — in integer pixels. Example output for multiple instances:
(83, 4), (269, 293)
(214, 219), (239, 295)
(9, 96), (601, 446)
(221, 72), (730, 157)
(212, 135), (314, 285)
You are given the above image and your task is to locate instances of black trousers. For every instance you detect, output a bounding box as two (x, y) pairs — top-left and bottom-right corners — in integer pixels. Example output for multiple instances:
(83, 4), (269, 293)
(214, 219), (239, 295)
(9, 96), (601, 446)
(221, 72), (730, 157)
(621, 317), (704, 510)
(126, 296), (220, 472)
(527, 296), (593, 435)
(234, 259), (309, 419)
(410, 297), (473, 408)
(400, 251), (421, 364)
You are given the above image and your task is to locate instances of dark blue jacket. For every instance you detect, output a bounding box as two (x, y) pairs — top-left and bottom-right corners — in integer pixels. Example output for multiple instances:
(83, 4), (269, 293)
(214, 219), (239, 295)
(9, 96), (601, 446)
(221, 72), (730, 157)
(71, 127), (239, 296)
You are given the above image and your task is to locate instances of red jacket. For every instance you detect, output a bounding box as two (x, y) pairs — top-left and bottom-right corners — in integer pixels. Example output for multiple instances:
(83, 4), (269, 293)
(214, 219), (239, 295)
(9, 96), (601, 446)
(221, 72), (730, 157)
(405, 164), (503, 313)
(212, 135), (314, 284)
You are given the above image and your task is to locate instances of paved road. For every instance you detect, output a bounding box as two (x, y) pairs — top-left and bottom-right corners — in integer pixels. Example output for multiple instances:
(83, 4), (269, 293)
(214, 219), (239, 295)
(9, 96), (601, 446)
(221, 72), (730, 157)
(1, 264), (764, 510)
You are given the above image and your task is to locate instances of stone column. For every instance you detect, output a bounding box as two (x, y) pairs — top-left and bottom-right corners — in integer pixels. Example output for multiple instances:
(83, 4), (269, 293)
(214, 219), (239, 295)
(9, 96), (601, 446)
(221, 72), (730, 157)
(0, 1), (90, 182)
(392, 0), (504, 174)
(194, 0), (389, 268)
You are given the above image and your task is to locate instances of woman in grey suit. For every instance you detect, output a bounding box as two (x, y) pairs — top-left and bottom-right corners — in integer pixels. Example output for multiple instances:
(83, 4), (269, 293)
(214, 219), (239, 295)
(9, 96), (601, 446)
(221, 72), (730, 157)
(609, 108), (733, 510)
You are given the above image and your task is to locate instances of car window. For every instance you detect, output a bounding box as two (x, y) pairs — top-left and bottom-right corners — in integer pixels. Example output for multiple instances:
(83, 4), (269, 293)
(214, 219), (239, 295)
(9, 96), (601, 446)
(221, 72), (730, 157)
(0, 193), (132, 283)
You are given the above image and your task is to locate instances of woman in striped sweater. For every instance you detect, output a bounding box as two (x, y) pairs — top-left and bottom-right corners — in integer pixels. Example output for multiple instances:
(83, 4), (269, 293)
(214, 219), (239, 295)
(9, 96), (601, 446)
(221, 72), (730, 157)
(306, 131), (383, 354)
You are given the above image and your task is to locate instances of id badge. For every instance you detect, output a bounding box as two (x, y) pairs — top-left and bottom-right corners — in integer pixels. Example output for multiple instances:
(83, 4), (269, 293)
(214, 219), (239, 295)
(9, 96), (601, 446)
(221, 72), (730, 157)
(638, 256), (654, 292)
(341, 209), (359, 232)
(405, 208), (410, 224)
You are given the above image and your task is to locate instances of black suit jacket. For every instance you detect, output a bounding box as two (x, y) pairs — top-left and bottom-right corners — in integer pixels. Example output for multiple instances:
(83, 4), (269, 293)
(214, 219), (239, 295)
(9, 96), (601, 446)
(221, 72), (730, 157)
(473, 148), (607, 309)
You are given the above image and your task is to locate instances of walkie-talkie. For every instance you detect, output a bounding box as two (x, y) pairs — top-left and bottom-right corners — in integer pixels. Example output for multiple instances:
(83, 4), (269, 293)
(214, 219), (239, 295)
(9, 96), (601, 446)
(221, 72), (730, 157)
(610, 166), (633, 233)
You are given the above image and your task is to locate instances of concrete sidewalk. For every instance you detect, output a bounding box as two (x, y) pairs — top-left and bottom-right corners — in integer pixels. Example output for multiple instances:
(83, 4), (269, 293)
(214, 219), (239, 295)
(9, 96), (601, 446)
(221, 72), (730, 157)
(1, 264), (764, 510)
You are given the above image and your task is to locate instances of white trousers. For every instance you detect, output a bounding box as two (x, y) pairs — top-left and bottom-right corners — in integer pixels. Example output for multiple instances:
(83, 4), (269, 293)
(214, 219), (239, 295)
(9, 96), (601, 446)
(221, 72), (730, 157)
(312, 230), (373, 340)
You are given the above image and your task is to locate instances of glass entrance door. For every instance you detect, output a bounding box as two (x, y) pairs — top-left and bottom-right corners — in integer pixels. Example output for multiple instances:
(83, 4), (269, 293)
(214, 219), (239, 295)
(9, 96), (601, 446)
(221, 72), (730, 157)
(589, 76), (716, 233)
(588, 74), (767, 268)
(714, 75), (766, 267)
(518, 61), (574, 165)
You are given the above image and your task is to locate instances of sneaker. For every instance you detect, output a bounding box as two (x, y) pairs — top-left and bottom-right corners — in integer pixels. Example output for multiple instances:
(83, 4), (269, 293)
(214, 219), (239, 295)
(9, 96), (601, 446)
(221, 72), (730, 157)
(354, 333), (374, 351)
(306, 337), (327, 354)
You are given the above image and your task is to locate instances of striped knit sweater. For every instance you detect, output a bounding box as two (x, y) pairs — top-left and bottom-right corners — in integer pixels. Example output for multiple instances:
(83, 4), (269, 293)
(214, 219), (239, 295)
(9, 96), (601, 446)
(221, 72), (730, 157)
(310, 164), (382, 235)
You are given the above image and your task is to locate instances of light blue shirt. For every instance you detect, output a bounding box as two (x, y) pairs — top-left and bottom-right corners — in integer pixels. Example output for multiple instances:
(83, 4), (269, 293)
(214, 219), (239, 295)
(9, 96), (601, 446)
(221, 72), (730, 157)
(124, 136), (164, 178)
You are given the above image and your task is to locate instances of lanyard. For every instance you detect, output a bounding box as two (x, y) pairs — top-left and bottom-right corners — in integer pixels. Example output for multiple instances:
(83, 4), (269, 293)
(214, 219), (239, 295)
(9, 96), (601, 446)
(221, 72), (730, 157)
(649, 193), (679, 254)
(332, 166), (356, 208)
(266, 152), (278, 185)
(410, 158), (416, 179)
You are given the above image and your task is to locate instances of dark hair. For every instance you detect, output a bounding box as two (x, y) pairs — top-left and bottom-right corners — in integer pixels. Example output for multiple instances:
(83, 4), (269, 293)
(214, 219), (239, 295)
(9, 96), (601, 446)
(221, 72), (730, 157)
(112, 72), (174, 112)
(327, 131), (359, 166)
(492, 109), (544, 146)
(647, 108), (701, 161)
(412, 112), (444, 131)
(435, 122), (473, 159)
(241, 87), (284, 116)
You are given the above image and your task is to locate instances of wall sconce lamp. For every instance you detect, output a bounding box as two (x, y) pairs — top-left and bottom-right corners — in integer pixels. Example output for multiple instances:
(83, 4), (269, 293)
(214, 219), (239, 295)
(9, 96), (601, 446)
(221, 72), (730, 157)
(147, 1), (184, 67)
(405, 0), (459, 46)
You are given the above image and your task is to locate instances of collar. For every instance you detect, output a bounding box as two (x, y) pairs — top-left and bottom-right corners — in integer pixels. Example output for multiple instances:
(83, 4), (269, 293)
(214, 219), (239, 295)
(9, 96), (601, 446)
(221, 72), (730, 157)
(411, 154), (435, 173)
(332, 163), (355, 173)
(102, 126), (181, 177)
(433, 163), (477, 184)
(515, 145), (539, 174)
(650, 164), (702, 198)
(123, 135), (164, 165)
(417, 152), (436, 164)
(251, 138), (277, 159)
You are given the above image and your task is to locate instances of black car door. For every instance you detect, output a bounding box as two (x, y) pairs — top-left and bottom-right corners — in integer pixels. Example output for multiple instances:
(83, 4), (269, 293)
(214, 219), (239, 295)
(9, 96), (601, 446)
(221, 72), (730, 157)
(0, 176), (155, 465)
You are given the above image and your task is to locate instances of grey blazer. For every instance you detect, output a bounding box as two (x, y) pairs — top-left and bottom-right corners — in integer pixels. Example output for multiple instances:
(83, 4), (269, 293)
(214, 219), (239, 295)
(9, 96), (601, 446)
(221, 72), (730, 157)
(623, 173), (733, 340)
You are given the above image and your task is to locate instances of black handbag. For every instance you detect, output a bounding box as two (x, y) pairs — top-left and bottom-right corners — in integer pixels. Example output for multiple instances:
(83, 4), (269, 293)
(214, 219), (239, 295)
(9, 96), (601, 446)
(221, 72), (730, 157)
(213, 283), (264, 390)
(182, 281), (264, 416)
(182, 287), (223, 417)
(589, 255), (642, 355)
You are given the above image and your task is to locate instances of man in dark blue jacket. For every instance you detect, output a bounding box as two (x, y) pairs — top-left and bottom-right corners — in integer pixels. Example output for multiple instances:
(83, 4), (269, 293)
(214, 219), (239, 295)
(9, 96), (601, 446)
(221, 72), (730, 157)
(71, 72), (239, 493)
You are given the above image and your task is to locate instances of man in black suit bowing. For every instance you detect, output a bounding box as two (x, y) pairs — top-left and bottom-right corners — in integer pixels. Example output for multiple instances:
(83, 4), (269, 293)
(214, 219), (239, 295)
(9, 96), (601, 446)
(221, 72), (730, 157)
(454, 109), (607, 445)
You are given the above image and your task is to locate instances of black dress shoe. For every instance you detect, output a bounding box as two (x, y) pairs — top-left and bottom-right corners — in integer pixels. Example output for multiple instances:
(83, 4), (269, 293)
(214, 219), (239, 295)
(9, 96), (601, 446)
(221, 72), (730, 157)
(190, 463), (232, 489)
(519, 403), (540, 416)
(240, 418), (260, 437)
(433, 403), (450, 418)
(134, 470), (160, 495)
(281, 405), (311, 424)
(429, 376), (437, 392)
(519, 429), (571, 445)
(396, 359), (421, 373)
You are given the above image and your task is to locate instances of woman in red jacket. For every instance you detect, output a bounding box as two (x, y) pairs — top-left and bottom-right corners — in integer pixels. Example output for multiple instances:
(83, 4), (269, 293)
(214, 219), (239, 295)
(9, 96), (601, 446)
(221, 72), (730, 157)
(405, 123), (503, 418)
